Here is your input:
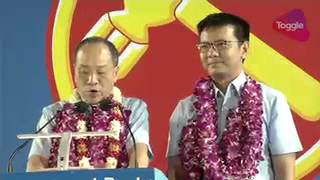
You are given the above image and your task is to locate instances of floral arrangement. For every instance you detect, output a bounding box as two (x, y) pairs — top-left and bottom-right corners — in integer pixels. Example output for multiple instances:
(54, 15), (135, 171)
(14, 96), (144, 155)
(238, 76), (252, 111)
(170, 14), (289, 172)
(180, 77), (264, 179)
(48, 97), (130, 169)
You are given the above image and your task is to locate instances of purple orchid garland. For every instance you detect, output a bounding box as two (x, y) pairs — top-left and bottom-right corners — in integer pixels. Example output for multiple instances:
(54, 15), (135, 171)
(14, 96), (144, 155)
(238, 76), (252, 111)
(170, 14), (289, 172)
(180, 77), (264, 179)
(48, 97), (130, 168)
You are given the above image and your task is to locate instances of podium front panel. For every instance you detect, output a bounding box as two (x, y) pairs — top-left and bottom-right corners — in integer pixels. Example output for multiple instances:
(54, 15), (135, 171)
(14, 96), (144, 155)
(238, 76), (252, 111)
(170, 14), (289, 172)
(0, 168), (168, 180)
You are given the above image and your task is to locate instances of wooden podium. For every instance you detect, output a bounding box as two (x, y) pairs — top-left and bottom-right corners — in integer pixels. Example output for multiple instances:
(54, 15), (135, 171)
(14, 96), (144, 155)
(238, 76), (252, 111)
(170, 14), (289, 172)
(1, 168), (168, 180)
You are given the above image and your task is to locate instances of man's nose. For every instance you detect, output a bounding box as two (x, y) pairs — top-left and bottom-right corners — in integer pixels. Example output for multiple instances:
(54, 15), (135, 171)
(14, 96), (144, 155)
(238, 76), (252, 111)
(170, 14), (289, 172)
(207, 46), (219, 56)
(88, 73), (98, 85)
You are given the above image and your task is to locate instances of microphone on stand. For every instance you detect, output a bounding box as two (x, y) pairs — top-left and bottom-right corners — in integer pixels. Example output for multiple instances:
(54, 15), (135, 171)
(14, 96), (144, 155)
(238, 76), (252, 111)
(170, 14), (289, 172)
(99, 99), (138, 168)
(74, 101), (92, 117)
(7, 101), (89, 173)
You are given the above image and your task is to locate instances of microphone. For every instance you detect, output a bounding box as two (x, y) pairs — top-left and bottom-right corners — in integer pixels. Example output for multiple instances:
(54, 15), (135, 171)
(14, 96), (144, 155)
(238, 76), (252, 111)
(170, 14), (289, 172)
(74, 101), (92, 116)
(7, 101), (89, 173)
(99, 99), (138, 168)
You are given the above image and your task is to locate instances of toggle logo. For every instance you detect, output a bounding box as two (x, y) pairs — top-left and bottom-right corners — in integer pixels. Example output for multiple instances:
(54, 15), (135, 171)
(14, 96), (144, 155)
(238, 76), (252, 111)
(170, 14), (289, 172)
(273, 9), (309, 41)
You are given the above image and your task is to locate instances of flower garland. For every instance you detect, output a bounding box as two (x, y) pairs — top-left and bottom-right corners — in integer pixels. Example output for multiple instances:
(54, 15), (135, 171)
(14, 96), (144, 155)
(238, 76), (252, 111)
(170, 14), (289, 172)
(48, 97), (130, 169)
(179, 77), (264, 179)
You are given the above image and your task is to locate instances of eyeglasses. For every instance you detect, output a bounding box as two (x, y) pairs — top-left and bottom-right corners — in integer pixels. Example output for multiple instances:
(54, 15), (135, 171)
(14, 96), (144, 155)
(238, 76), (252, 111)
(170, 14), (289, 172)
(196, 40), (244, 52)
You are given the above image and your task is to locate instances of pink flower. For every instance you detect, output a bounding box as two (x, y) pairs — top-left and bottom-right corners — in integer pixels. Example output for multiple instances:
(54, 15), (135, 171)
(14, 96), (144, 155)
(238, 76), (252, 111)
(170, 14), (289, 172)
(180, 77), (264, 179)
(48, 98), (130, 168)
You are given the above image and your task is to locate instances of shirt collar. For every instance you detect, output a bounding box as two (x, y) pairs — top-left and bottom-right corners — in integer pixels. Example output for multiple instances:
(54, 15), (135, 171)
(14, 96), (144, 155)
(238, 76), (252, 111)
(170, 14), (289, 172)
(213, 71), (247, 97)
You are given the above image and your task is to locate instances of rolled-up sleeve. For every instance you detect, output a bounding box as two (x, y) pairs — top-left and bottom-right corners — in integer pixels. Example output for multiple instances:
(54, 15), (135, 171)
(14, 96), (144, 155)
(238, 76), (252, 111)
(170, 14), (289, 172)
(167, 96), (196, 158)
(28, 103), (62, 159)
(124, 98), (153, 159)
(28, 108), (54, 159)
(268, 92), (303, 155)
(167, 101), (184, 157)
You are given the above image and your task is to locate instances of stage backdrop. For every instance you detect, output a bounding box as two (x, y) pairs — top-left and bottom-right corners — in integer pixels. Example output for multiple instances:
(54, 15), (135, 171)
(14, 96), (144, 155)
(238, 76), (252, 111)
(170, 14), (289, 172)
(0, 0), (319, 179)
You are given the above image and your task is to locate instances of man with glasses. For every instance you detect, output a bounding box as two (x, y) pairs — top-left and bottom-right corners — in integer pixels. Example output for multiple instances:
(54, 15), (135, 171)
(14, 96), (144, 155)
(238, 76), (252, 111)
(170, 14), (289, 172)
(166, 13), (302, 180)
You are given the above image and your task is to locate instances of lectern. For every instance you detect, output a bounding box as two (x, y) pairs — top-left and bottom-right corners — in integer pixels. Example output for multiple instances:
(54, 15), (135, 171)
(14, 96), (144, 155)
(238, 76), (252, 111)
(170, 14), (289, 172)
(1, 168), (168, 180)
(5, 131), (168, 180)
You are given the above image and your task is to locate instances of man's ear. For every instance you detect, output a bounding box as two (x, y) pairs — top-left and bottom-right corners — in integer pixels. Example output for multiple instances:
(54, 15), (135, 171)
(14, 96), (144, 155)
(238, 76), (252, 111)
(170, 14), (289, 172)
(113, 66), (119, 83)
(241, 41), (249, 60)
(73, 63), (78, 84)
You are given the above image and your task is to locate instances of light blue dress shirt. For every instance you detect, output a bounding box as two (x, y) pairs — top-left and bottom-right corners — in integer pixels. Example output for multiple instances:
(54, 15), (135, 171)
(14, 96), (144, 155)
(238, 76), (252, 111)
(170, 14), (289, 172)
(167, 72), (302, 179)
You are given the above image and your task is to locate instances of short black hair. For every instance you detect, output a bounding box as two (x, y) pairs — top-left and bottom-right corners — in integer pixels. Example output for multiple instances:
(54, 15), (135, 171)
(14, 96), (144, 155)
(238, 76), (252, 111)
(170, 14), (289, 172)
(74, 36), (119, 66)
(197, 13), (250, 42)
